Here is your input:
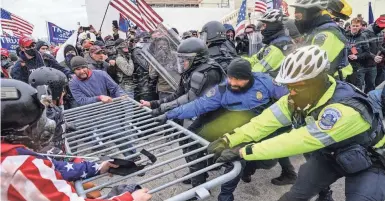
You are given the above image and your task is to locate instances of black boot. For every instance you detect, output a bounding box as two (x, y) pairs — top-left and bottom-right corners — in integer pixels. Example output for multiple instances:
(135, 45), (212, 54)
(271, 170), (297, 186)
(241, 173), (252, 183)
(315, 189), (334, 201)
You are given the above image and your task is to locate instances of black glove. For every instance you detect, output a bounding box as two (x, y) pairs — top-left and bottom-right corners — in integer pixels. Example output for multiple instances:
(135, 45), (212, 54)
(153, 114), (167, 124)
(207, 138), (229, 161)
(151, 108), (163, 116)
(215, 148), (241, 163)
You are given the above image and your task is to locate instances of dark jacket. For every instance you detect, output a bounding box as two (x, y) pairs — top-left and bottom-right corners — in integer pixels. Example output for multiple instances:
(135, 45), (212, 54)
(11, 51), (71, 83)
(345, 30), (372, 69)
(362, 24), (385, 67)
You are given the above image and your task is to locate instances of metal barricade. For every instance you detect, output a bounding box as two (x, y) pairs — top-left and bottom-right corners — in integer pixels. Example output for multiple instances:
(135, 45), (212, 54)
(63, 97), (241, 201)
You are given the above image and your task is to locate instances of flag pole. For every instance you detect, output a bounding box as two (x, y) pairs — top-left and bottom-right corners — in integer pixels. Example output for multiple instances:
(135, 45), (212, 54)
(99, 0), (112, 31)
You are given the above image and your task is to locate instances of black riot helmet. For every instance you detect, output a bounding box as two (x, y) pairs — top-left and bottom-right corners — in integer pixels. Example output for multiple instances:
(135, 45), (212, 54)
(176, 38), (209, 74)
(28, 67), (68, 102)
(1, 79), (44, 131)
(200, 21), (226, 43)
(1, 79), (56, 150)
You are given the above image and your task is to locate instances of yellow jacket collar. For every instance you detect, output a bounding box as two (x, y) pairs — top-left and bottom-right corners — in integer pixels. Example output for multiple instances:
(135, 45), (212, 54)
(308, 75), (337, 114)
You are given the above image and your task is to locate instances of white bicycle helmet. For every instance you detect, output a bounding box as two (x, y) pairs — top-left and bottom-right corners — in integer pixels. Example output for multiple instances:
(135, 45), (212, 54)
(291, 0), (329, 10)
(259, 9), (288, 23)
(275, 45), (330, 84)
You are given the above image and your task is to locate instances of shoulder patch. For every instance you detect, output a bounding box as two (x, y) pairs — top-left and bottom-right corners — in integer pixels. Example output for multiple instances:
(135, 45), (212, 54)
(318, 108), (341, 130)
(256, 91), (263, 100)
(205, 87), (216, 98)
(313, 33), (327, 46)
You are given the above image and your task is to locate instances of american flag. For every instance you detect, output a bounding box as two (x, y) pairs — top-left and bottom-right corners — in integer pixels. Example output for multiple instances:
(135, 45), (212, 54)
(235, 0), (247, 36)
(255, 0), (268, 14)
(110, 0), (163, 32)
(1, 8), (34, 37)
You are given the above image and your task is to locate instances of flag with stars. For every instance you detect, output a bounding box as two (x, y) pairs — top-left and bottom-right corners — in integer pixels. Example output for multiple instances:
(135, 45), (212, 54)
(235, 0), (247, 36)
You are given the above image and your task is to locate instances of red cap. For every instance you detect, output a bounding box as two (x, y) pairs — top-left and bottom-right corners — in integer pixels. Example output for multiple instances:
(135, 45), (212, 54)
(376, 16), (385, 28)
(1, 48), (10, 58)
(18, 36), (35, 48)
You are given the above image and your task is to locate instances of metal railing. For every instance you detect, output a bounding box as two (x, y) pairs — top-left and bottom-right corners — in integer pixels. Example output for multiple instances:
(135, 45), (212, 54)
(63, 97), (241, 201)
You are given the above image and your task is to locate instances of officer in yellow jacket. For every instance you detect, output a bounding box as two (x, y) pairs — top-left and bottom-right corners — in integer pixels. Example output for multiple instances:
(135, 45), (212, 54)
(247, 9), (294, 77)
(208, 45), (385, 201)
(292, 0), (353, 80)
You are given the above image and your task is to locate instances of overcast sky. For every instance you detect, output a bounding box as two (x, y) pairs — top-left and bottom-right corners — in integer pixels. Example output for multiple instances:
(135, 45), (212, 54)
(2, 0), (89, 38)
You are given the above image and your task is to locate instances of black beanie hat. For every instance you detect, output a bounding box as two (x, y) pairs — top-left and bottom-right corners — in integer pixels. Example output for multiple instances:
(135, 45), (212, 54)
(35, 41), (49, 51)
(70, 56), (88, 71)
(227, 58), (253, 80)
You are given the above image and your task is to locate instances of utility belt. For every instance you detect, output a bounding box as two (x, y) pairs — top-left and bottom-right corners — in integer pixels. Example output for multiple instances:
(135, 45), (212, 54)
(322, 144), (385, 175)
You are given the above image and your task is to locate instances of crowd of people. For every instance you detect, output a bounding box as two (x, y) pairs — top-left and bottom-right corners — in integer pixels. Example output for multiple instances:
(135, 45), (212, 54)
(1, 0), (385, 200)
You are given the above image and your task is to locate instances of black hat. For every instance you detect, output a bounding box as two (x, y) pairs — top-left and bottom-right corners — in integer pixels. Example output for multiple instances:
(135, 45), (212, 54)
(70, 56), (88, 70)
(227, 58), (253, 80)
(64, 45), (77, 56)
(35, 41), (49, 51)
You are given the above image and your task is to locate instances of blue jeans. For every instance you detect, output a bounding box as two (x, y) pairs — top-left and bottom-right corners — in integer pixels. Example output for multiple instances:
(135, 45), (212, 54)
(278, 152), (385, 201)
(356, 67), (377, 93)
(218, 159), (277, 201)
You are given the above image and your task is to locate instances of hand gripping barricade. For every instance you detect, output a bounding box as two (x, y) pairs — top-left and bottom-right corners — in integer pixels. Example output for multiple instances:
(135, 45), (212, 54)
(63, 97), (241, 201)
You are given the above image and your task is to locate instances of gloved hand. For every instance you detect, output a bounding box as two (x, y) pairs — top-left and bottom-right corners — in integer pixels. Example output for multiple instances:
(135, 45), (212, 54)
(66, 122), (77, 132)
(207, 138), (229, 161)
(215, 148), (241, 163)
(151, 108), (163, 116)
(153, 114), (167, 124)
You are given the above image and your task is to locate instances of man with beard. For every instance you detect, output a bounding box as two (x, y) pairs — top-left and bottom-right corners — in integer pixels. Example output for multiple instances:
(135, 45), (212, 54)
(115, 38), (136, 98)
(291, 0), (353, 80)
(69, 56), (125, 105)
(249, 9), (294, 78)
(11, 36), (72, 83)
(209, 45), (385, 201)
(149, 37), (179, 99)
(0, 79), (152, 201)
(156, 58), (289, 201)
(200, 21), (238, 72)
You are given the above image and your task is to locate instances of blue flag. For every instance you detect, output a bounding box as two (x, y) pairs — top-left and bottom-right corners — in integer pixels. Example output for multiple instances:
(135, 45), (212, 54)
(368, 2), (374, 24)
(1, 35), (19, 53)
(119, 14), (136, 32)
(47, 22), (73, 45)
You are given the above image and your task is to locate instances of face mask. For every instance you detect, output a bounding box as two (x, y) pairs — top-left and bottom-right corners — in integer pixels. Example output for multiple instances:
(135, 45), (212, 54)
(65, 53), (76, 62)
(25, 49), (37, 57)
(44, 50), (51, 55)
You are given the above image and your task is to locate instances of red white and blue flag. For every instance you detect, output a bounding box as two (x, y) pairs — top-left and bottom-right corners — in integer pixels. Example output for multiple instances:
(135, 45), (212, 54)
(110, 0), (163, 32)
(1, 8), (34, 37)
(255, 0), (268, 14)
(235, 0), (247, 36)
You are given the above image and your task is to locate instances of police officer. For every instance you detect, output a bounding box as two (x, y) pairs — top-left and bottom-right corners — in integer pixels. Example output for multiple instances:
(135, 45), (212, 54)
(249, 9), (294, 77)
(158, 58), (289, 200)
(208, 45), (385, 201)
(140, 38), (223, 115)
(200, 21), (238, 71)
(0, 79), (152, 201)
(28, 67), (76, 154)
(292, 0), (353, 80)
